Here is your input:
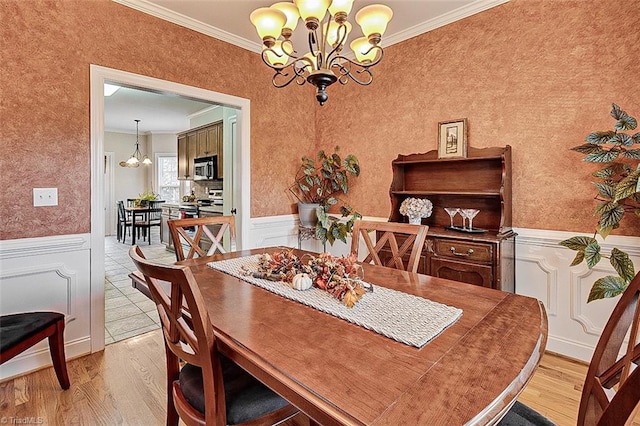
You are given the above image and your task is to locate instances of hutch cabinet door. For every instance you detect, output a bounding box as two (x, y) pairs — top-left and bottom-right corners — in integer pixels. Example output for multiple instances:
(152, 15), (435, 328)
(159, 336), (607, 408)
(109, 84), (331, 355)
(429, 257), (493, 288)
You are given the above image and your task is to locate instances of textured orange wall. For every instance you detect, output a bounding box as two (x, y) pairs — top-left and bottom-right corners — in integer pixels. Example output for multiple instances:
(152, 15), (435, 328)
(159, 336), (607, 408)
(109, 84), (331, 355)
(0, 0), (315, 239)
(315, 0), (640, 236)
(1, 0), (638, 240)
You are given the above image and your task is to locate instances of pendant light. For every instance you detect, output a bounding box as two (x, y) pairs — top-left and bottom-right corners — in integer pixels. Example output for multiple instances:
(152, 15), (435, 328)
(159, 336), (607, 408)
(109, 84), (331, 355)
(119, 119), (152, 167)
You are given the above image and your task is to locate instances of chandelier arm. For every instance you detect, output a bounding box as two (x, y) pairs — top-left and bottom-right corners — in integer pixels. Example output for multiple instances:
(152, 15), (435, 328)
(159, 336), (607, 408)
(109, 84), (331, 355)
(271, 64), (308, 88)
(330, 46), (384, 70)
(333, 63), (374, 86)
(325, 22), (348, 61)
(280, 39), (299, 60)
(307, 29), (324, 69)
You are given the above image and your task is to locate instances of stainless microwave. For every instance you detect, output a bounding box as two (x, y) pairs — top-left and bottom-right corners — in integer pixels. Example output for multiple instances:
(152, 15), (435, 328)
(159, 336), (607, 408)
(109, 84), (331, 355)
(193, 156), (218, 181)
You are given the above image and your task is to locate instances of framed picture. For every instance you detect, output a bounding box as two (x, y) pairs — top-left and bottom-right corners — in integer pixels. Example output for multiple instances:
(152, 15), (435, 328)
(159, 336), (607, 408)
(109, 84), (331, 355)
(438, 118), (468, 158)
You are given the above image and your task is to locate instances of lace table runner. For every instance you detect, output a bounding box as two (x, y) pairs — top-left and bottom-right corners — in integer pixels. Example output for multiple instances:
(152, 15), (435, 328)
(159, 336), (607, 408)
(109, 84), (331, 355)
(208, 255), (462, 348)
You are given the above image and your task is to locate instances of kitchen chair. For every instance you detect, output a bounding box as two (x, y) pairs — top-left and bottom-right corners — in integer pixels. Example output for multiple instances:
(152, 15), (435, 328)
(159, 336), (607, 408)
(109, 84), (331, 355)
(350, 220), (429, 273)
(133, 207), (162, 245)
(499, 270), (640, 426)
(168, 216), (236, 262)
(117, 201), (133, 243)
(0, 312), (70, 390)
(129, 246), (298, 426)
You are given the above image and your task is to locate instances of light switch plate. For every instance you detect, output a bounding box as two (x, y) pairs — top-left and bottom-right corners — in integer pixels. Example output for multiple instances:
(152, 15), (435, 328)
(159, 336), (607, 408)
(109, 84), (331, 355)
(33, 188), (58, 207)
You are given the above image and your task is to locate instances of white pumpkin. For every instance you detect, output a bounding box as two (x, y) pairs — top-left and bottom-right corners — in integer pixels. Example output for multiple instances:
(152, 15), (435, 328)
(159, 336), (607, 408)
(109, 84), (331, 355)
(291, 273), (313, 291)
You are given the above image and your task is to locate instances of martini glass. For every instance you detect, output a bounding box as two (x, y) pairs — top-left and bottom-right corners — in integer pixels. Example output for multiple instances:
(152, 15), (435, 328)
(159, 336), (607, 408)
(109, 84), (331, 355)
(461, 209), (480, 230)
(444, 207), (460, 228)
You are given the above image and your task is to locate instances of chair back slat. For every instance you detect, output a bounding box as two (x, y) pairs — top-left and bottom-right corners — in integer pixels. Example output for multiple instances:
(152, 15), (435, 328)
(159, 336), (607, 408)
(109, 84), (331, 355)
(168, 216), (236, 262)
(350, 220), (428, 273)
(579, 271), (640, 426)
(129, 246), (227, 424)
(596, 364), (640, 426)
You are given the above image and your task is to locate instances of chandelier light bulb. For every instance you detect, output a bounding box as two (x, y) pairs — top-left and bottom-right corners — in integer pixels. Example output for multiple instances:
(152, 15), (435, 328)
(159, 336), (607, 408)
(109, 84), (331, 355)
(355, 4), (393, 42)
(328, 0), (354, 20)
(271, 2), (300, 37)
(250, 7), (287, 46)
(142, 156), (152, 165)
(350, 37), (377, 63)
(294, 0), (331, 23)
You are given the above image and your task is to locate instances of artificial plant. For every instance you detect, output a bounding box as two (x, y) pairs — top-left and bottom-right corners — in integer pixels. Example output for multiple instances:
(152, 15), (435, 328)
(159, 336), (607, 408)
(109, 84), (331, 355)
(560, 103), (640, 302)
(290, 146), (362, 245)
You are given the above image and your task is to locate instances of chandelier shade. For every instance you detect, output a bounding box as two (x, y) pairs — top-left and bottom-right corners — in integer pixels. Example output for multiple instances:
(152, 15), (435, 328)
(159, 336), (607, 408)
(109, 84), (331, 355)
(120, 119), (151, 168)
(250, 0), (393, 105)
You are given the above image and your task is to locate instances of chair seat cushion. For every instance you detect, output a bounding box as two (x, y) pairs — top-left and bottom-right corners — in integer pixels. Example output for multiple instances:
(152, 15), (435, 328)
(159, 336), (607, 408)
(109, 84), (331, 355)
(498, 401), (556, 426)
(179, 357), (290, 425)
(0, 312), (64, 353)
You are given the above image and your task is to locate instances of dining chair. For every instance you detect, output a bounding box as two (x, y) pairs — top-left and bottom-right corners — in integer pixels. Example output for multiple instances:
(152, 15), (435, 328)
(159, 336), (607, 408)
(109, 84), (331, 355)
(350, 220), (429, 273)
(0, 311), (70, 390)
(134, 207), (162, 245)
(117, 201), (133, 244)
(168, 216), (236, 262)
(128, 246), (298, 426)
(499, 270), (640, 426)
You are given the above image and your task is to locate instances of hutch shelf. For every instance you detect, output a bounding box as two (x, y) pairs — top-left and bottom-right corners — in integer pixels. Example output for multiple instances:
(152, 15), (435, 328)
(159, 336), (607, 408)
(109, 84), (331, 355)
(386, 146), (516, 292)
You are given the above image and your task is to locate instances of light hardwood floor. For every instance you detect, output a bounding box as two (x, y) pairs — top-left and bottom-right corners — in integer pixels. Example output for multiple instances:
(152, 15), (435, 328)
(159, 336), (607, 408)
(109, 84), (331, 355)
(0, 330), (636, 425)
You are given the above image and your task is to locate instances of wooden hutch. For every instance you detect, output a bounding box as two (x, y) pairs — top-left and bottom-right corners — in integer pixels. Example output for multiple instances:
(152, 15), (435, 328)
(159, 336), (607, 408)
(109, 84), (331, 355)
(386, 146), (515, 292)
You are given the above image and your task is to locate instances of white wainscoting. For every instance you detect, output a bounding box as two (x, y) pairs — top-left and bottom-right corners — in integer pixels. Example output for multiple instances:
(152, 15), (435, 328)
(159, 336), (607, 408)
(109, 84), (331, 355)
(0, 223), (637, 381)
(0, 233), (93, 381)
(514, 228), (640, 362)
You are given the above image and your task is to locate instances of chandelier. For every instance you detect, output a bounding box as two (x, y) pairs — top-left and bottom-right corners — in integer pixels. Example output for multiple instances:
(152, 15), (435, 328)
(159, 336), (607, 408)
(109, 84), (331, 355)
(120, 119), (152, 168)
(250, 0), (393, 105)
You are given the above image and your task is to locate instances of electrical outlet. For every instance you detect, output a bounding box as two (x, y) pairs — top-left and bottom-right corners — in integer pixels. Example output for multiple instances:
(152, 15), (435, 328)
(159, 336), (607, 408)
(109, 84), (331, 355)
(33, 188), (58, 207)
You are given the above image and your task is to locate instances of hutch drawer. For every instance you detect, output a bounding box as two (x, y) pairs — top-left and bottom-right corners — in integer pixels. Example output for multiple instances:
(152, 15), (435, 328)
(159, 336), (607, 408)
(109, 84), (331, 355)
(432, 239), (492, 263)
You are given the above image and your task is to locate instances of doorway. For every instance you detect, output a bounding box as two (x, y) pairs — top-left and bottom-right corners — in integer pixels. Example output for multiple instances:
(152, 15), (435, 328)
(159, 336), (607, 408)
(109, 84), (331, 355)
(90, 65), (252, 352)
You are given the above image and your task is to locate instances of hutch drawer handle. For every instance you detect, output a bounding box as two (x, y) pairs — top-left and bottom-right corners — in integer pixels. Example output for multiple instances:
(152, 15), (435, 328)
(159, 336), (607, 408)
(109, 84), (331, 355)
(451, 247), (474, 257)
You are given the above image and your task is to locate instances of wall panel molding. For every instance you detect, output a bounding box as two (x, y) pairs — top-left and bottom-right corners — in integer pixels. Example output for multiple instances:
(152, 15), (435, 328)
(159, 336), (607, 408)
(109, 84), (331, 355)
(0, 233), (91, 381)
(1, 263), (78, 321)
(516, 253), (558, 316)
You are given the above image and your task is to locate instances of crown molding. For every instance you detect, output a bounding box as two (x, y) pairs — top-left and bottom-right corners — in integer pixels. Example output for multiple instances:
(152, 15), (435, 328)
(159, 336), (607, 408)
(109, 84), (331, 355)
(383, 0), (511, 47)
(112, 0), (263, 53)
(114, 0), (509, 54)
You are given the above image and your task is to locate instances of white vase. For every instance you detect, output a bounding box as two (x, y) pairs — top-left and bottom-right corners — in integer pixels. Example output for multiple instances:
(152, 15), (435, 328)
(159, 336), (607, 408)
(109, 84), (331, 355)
(408, 215), (422, 225)
(298, 202), (320, 227)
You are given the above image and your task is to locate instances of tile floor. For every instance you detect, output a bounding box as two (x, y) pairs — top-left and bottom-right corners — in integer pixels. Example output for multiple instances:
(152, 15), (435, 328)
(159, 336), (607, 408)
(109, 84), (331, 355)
(104, 228), (176, 345)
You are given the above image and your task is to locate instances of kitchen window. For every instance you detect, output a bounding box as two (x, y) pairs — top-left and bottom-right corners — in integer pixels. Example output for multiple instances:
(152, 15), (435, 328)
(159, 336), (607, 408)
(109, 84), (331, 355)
(157, 154), (180, 203)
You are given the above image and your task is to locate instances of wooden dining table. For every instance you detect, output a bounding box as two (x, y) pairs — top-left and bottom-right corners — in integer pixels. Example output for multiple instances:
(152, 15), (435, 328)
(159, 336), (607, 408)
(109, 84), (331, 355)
(161, 246), (548, 425)
(124, 201), (164, 245)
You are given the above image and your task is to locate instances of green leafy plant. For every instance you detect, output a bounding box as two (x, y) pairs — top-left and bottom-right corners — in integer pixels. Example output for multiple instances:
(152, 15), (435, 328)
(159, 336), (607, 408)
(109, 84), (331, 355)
(134, 191), (159, 206)
(137, 191), (159, 201)
(290, 146), (362, 245)
(560, 103), (640, 302)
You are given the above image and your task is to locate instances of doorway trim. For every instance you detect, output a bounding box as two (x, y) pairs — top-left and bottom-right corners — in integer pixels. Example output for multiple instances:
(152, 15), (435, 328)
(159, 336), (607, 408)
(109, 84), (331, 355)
(90, 65), (251, 352)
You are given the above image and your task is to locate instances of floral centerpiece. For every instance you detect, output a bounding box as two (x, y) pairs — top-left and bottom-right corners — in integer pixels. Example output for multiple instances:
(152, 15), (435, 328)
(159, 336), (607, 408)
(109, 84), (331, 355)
(399, 197), (433, 225)
(241, 249), (371, 308)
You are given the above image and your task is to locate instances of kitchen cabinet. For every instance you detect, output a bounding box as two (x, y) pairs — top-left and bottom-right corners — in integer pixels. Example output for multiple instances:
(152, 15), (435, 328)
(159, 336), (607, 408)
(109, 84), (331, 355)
(177, 134), (196, 180)
(161, 204), (181, 251)
(179, 120), (224, 179)
(382, 146), (515, 292)
(206, 122), (223, 178)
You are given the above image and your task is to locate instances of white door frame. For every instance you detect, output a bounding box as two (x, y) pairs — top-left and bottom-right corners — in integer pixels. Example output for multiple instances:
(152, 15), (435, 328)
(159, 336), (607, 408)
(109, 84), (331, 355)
(90, 65), (251, 352)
